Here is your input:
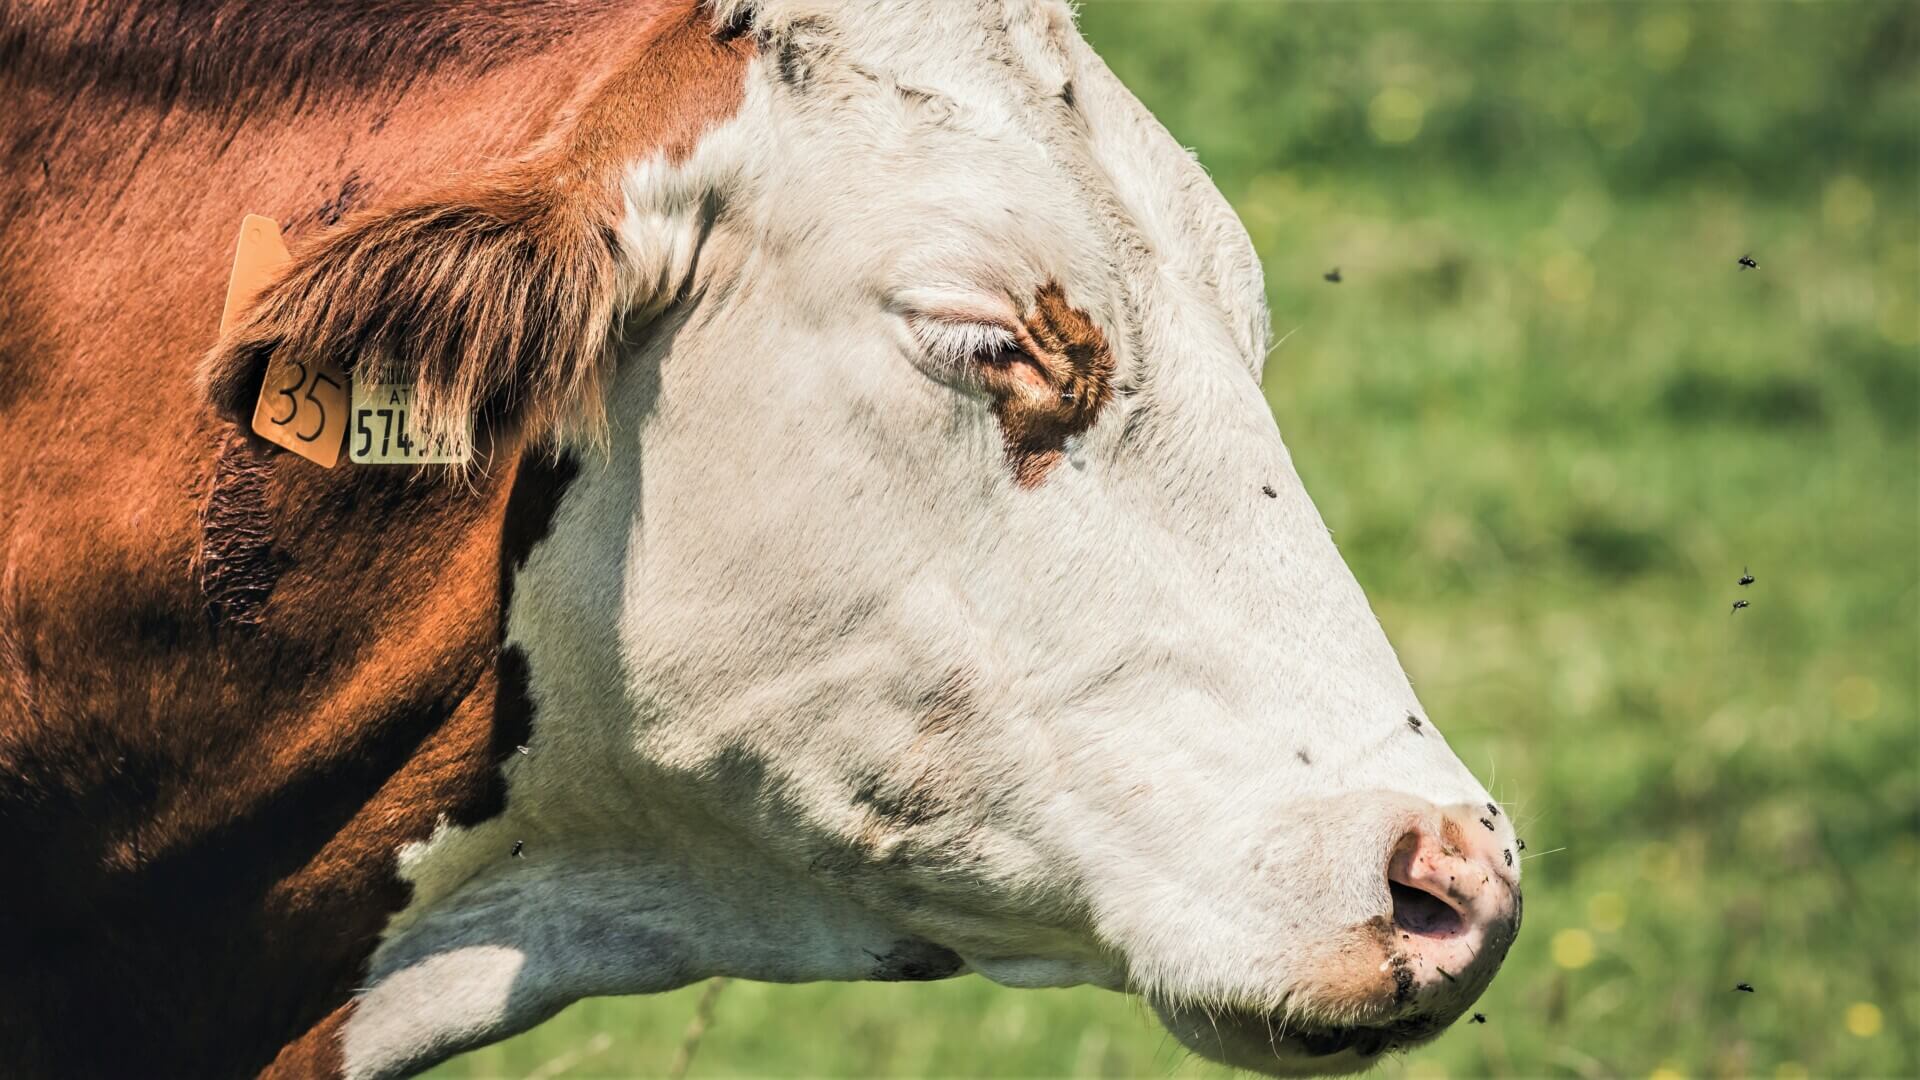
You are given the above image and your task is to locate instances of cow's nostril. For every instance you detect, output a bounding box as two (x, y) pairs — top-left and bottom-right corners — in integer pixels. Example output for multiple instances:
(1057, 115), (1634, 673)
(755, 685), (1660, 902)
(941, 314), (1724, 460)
(1390, 878), (1465, 938)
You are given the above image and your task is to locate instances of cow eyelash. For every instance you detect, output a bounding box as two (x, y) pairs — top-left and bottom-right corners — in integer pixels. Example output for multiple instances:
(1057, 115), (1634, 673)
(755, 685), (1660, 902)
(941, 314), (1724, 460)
(908, 315), (1023, 369)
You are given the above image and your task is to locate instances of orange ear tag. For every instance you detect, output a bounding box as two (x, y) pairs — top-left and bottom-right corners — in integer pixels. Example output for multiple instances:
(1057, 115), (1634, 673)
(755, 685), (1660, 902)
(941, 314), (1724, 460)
(225, 215), (349, 468)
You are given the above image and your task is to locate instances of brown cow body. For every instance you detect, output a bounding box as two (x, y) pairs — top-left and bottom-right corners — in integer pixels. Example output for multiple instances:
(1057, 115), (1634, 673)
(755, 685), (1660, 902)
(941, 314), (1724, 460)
(0, 4), (744, 1075)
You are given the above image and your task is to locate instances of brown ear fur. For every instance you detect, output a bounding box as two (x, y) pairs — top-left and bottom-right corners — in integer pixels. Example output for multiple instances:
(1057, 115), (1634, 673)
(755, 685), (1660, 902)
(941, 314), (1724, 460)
(202, 180), (623, 446)
(200, 4), (755, 446)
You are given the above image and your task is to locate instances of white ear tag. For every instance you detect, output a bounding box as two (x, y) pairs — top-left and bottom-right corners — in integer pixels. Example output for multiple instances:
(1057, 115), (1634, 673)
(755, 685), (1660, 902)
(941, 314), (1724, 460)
(347, 382), (472, 465)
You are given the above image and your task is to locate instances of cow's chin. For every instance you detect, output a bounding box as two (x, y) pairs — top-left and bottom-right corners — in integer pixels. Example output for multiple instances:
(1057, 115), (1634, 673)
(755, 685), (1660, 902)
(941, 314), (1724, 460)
(1153, 1002), (1447, 1077)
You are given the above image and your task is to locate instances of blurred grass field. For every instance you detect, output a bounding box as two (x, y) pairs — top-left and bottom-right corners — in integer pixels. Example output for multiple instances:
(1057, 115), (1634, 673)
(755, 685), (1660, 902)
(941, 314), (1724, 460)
(431, 2), (1919, 1077)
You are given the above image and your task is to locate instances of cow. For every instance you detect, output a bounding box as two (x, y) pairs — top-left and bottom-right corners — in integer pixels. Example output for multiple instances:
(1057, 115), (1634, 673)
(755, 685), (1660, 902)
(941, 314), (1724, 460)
(0, 1), (1522, 1077)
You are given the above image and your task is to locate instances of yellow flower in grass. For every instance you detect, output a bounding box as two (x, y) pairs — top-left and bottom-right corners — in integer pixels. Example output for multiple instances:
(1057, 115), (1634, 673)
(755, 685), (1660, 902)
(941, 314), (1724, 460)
(1845, 1001), (1883, 1038)
(1551, 928), (1594, 969)
(1368, 87), (1425, 144)
(1587, 891), (1627, 932)
(1648, 1066), (1687, 1080)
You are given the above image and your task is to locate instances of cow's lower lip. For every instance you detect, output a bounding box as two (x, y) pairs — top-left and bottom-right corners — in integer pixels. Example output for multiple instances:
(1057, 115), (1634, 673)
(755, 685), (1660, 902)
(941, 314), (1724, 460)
(1286, 1023), (1399, 1059)
(1252, 1013), (1450, 1067)
(1156, 997), (1455, 1076)
(1292, 1027), (1362, 1057)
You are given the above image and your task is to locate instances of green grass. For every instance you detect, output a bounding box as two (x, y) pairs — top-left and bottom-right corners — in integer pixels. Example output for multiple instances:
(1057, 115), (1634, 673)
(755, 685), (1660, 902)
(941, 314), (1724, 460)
(431, 3), (1918, 1077)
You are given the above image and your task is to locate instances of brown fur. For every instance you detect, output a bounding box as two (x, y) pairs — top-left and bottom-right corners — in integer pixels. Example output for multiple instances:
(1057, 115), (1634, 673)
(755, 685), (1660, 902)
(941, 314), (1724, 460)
(990, 282), (1115, 488)
(262, 999), (356, 1080)
(202, 2), (751, 447)
(0, 1), (635, 110)
(0, 2), (749, 1077)
(1306, 914), (1398, 1022)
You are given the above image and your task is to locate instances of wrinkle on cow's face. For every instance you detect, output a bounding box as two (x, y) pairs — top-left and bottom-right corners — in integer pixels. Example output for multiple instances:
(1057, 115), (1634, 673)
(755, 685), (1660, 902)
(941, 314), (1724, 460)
(370, 4), (1512, 1077)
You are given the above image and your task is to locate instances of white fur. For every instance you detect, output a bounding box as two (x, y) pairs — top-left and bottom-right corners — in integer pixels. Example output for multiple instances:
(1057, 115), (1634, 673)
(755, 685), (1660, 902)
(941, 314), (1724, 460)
(341, 4), (1514, 1077)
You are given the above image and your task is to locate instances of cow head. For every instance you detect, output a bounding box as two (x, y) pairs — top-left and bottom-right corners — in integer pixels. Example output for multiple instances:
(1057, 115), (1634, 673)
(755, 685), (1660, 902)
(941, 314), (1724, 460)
(205, 1), (1518, 1074)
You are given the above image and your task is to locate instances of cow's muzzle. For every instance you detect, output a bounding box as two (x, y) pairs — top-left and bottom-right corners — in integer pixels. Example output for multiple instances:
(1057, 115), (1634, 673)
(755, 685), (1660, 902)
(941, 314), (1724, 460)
(1156, 801), (1522, 1076)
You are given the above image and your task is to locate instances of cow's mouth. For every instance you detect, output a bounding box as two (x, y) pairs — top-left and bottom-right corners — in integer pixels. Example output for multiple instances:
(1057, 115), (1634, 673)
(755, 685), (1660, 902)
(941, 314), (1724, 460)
(1281, 1014), (1444, 1060)
(1157, 1003), (1449, 1077)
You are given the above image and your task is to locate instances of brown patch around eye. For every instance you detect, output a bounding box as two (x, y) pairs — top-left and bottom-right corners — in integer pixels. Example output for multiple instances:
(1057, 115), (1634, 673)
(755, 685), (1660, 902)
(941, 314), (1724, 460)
(984, 282), (1114, 488)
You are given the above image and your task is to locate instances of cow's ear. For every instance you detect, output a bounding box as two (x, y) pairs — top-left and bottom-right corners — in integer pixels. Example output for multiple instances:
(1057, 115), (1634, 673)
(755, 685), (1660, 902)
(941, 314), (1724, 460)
(201, 181), (628, 448)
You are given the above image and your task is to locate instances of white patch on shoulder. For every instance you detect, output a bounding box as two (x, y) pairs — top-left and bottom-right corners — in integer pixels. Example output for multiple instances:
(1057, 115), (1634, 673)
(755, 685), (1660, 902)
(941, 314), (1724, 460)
(341, 946), (526, 1080)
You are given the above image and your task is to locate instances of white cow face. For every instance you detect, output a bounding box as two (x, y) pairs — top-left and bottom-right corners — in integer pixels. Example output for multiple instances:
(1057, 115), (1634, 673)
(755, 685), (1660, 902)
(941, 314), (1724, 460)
(421, 1), (1521, 1074)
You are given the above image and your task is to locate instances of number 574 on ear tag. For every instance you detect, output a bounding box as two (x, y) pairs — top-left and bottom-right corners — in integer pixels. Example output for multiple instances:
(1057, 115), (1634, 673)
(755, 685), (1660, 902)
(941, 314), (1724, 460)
(349, 383), (472, 465)
(225, 215), (348, 468)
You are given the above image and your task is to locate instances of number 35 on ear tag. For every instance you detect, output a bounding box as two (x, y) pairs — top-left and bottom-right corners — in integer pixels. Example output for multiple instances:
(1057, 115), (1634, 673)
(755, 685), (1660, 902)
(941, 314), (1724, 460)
(225, 215), (348, 468)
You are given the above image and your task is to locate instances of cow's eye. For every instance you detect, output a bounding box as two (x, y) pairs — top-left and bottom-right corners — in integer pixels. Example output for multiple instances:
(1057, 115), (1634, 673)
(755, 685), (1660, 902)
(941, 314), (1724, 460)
(905, 313), (1027, 389)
